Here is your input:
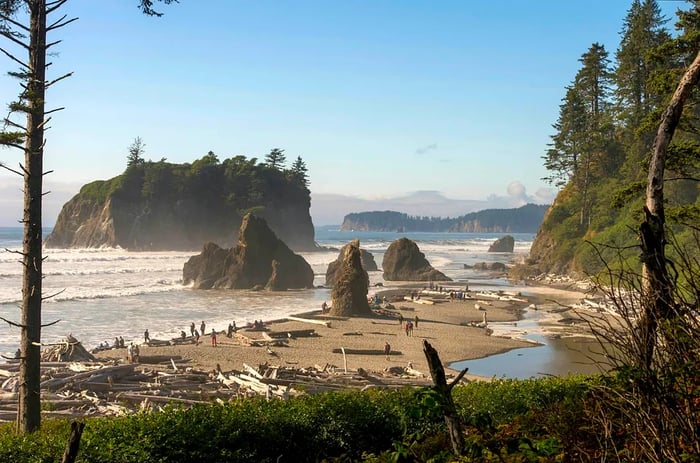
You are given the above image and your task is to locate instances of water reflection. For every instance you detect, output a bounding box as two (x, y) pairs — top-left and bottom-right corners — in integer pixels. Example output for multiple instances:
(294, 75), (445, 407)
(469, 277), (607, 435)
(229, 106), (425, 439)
(450, 309), (610, 379)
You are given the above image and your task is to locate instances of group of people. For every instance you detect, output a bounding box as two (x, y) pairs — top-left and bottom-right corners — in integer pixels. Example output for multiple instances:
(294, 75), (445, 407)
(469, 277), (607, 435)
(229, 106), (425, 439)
(126, 342), (140, 363)
(397, 314), (419, 335)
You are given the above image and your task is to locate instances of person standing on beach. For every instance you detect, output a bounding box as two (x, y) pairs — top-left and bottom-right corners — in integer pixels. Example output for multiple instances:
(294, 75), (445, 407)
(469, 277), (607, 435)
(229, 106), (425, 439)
(190, 322), (195, 337)
(384, 341), (391, 360)
(211, 328), (217, 347)
(398, 313), (404, 326)
(201, 321), (206, 336)
(414, 315), (419, 328)
(144, 329), (150, 343)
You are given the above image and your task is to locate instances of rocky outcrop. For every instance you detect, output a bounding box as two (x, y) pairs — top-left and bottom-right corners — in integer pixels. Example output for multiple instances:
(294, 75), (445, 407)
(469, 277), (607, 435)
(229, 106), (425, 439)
(46, 157), (317, 251)
(466, 262), (508, 272)
(325, 240), (377, 287)
(182, 214), (314, 290)
(329, 241), (372, 316)
(382, 238), (451, 281)
(488, 235), (515, 252)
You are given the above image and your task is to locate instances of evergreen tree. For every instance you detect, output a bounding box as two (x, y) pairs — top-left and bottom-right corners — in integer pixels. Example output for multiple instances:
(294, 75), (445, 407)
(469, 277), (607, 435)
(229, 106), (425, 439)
(289, 155), (310, 188)
(265, 148), (287, 170)
(615, 0), (669, 129)
(0, 0), (175, 434)
(127, 137), (146, 167)
(543, 86), (589, 186)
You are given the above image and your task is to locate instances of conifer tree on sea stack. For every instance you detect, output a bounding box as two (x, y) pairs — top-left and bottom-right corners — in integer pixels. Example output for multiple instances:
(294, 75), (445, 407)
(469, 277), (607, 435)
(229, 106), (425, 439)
(329, 240), (373, 317)
(0, 0), (175, 434)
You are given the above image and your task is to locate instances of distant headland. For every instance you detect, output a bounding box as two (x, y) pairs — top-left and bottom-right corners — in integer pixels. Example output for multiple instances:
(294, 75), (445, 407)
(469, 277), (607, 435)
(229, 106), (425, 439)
(339, 204), (548, 233)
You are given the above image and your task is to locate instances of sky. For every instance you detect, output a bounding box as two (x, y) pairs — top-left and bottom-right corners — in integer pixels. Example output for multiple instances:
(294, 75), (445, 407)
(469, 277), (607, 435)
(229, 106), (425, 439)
(0, 0), (684, 226)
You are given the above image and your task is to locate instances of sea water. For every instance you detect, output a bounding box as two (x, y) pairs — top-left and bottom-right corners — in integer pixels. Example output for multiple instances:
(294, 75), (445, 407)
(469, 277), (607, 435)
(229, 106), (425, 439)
(1, 226), (578, 377)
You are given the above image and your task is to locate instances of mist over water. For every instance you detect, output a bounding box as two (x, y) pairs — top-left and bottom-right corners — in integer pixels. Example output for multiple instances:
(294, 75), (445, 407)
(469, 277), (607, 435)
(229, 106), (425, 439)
(1, 227), (579, 378)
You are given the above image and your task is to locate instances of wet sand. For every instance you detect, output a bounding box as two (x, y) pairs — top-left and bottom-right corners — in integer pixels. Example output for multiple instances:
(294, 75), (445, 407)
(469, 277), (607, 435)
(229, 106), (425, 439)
(95, 285), (599, 380)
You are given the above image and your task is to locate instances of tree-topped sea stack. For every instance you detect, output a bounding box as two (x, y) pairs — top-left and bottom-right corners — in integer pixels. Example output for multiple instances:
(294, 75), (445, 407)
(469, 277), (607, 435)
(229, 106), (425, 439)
(325, 239), (377, 287)
(329, 241), (372, 316)
(382, 237), (451, 281)
(183, 213), (314, 290)
(46, 151), (317, 251)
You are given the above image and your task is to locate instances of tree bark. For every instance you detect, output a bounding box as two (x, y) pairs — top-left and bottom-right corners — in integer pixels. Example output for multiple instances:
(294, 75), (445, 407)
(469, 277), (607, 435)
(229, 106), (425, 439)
(422, 340), (467, 456)
(18, 0), (47, 434)
(640, 49), (700, 369)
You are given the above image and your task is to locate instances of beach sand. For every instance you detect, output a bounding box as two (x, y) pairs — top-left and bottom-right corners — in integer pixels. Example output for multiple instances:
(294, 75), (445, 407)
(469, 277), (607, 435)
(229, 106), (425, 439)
(95, 285), (588, 381)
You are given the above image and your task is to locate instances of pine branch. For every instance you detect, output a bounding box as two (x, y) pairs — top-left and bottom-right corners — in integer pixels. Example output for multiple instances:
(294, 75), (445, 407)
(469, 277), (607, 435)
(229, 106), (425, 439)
(46, 15), (78, 32)
(0, 28), (29, 50)
(0, 316), (25, 328)
(42, 289), (65, 301)
(40, 318), (61, 327)
(0, 11), (30, 33)
(45, 72), (71, 88)
(0, 46), (29, 69)
(43, 106), (64, 115)
(46, 0), (69, 14)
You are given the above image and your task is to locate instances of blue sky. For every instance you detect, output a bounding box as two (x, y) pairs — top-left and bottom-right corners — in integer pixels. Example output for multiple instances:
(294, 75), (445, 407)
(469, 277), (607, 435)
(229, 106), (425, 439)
(0, 0), (683, 225)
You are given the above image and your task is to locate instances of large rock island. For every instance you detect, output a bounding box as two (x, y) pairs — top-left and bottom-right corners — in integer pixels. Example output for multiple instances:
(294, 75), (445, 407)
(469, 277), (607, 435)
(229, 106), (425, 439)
(382, 238), (451, 282)
(46, 153), (317, 251)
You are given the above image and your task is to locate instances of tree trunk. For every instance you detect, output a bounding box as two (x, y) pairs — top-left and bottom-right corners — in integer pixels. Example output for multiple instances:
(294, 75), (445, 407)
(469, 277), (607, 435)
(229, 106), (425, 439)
(18, 0), (47, 434)
(422, 340), (466, 456)
(639, 50), (700, 369)
(60, 421), (85, 463)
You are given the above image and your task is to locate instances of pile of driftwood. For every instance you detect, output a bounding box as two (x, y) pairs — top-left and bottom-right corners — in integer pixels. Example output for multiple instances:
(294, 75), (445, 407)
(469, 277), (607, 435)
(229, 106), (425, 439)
(0, 344), (435, 422)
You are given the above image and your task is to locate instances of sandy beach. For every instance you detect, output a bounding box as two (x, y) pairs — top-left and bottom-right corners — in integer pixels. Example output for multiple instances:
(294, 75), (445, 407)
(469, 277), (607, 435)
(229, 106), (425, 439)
(94, 283), (596, 381)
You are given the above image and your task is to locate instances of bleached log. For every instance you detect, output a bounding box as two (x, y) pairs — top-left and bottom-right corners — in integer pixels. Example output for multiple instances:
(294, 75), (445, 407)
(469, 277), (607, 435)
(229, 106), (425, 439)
(41, 364), (135, 390)
(243, 363), (263, 379)
(286, 316), (332, 327)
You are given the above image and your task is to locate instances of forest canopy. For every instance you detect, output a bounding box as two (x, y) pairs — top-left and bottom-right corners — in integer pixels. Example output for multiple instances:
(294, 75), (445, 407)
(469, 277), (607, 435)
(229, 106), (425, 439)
(534, 0), (700, 276)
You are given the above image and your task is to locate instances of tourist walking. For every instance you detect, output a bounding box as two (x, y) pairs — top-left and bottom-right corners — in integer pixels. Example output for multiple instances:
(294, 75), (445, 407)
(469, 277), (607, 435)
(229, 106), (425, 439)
(211, 328), (217, 347)
(384, 341), (391, 360)
(144, 329), (150, 343)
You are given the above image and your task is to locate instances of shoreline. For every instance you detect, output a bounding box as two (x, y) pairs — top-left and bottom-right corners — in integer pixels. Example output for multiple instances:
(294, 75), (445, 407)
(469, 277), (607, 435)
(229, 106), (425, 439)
(92, 282), (596, 381)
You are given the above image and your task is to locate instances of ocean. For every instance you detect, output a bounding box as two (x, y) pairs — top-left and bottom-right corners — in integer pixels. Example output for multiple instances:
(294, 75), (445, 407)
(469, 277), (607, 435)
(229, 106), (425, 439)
(4, 226), (606, 379)
(0, 227), (531, 359)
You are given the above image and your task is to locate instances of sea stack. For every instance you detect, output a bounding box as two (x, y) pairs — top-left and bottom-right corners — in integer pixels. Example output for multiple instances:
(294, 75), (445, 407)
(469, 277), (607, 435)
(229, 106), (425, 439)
(325, 239), (377, 287)
(329, 240), (372, 316)
(382, 237), (451, 281)
(183, 213), (314, 290)
(488, 235), (515, 252)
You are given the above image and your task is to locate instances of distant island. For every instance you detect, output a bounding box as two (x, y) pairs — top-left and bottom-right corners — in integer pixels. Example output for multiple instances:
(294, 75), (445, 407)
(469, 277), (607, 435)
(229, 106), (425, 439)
(340, 204), (548, 233)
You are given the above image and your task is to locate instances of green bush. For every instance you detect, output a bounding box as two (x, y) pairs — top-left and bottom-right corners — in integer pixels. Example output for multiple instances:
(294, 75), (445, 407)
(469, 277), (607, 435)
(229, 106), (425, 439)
(0, 377), (601, 462)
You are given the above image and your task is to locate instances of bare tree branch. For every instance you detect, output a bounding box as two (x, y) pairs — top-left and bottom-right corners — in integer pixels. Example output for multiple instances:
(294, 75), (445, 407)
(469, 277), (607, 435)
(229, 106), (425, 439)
(46, 16), (78, 32)
(46, 0), (69, 14)
(0, 163), (24, 176)
(0, 316), (25, 328)
(0, 29), (29, 50)
(0, 12), (30, 32)
(0, 46), (29, 69)
(40, 319), (61, 327)
(43, 106), (64, 115)
(45, 72), (71, 88)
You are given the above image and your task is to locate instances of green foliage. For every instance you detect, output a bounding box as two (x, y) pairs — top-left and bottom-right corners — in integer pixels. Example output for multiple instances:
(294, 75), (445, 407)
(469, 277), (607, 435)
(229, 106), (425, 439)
(78, 177), (124, 204)
(0, 377), (611, 462)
